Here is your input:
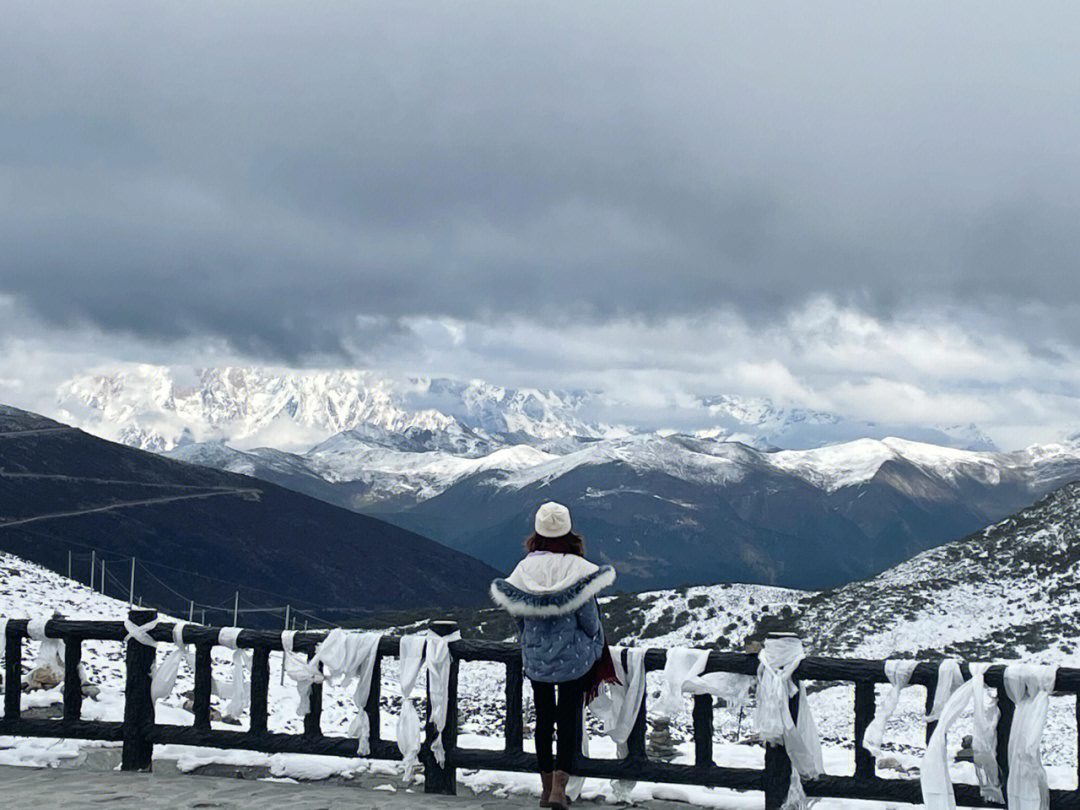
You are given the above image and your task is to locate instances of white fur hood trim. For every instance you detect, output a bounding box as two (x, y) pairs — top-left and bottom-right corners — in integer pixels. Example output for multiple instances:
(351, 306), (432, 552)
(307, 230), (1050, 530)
(491, 556), (616, 617)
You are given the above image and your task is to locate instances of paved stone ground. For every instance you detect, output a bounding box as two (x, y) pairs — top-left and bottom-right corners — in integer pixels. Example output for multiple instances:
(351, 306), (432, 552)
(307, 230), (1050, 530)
(0, 763), (704, 810)
(0, 763), (538, 810)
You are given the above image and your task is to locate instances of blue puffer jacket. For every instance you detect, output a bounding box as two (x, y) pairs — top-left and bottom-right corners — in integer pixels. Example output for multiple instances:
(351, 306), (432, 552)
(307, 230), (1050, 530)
(490, 553), (616, 683)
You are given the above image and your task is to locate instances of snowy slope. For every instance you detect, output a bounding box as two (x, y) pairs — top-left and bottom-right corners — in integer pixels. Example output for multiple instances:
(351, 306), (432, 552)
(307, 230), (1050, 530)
(792, 480), (1080, 663)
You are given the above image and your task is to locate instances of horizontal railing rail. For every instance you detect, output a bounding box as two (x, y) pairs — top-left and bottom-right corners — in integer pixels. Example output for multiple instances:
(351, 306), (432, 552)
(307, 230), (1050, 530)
(3, 610), (1080, 808)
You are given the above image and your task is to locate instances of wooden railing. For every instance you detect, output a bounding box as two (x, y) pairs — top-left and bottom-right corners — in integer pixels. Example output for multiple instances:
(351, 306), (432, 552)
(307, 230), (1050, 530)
(3, 610), (1080, 808)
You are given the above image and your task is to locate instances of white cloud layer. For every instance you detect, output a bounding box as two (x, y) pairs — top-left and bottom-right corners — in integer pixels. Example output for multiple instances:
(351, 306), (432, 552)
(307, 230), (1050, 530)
(2, 294), (1079, 450)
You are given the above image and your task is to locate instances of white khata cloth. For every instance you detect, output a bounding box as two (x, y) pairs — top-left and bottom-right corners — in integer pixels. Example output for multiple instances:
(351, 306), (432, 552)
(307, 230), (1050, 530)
(926, 659), (964, 722)
(684, 671), (755, 711)
(862, 659), (918, 757)
(653, 647), (709, 718)
(216, 627), (251, 722)
(281, 627), (382, 752)
(151, 621), (195, 702)
(282, 629), (323, 716)
(921, 663), (1003, 810)
(334, 632), (382, 756)
(424, 632), (456, 767)
(589, 646), (646, 803)
(971, 663), (1004, 803)
(1004, 664), (1058, 810)
(28, 616), (87, 684)
(393, 631), (459, 777)
(396, 634), (427, 780)
(754, 636), (822, 810)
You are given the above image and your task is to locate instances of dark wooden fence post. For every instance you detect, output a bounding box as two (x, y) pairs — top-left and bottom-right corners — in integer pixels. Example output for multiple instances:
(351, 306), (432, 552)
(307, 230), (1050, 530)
(853, 680), (876, 779)
(365, 646), (383, 748)
(250, 647), (270, 735)
(763, 733), (793, 810)
(4, 623), (21, 720)
(693, 694), (714, 769)
(192, 642), (213, 731)
(62, 631), (84, 722)
(121, 609), (157, 772)
(303, 654), (323, 739)
(997, 682), (1014, 800)
(505, 656), (524, 753)
(425, 621), (459, 795)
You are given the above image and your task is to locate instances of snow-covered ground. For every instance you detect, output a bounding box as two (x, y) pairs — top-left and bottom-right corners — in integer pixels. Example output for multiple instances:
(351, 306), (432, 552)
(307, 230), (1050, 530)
(3, 550), (1080, 808)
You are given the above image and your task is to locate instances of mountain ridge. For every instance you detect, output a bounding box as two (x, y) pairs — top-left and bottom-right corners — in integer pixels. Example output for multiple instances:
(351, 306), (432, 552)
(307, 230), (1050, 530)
(56, 363), (998, 453)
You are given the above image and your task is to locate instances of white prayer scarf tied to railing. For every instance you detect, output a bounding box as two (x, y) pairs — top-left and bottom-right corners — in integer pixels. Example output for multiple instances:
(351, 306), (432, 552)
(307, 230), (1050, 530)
(318, 628), (382, 755)
(590, 646), (646, 802)
(921, 662), (1003, 810)
(395, 631), (460, 781)
(216, 627), (250, 722)
(653, 647), (710, 718)
(151, 620), (195, 702)
(926, 659), (964, 722)
(281, 629), (322, 716)
(423, 633), (453, 767)
(971, 663), (1004, 804)
(123, 615), (161, 648)
(280, 628), (382, 753)
(754, 636), (823, 810)
(397, 635), (427, 779)
(862, 659), (917, 758)
(1005, 663), (1058, 810)
(28, 616), (81, 684)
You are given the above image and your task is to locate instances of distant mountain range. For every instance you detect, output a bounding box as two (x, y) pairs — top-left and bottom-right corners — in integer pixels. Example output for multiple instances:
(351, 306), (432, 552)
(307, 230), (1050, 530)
(48, 364), (1080, 592)
(57, 364), (997, 453)
(0, 405), (498, 622)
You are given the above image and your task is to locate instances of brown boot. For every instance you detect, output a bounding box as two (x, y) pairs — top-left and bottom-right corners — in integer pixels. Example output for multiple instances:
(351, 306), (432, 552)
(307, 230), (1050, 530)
(549, 770), (570, 810)
(540, 772), (553, 807)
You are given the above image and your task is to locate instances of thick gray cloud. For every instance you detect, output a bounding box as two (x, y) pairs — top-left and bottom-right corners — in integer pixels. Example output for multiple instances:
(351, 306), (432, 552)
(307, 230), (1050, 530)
(1, 1), (1079, 359)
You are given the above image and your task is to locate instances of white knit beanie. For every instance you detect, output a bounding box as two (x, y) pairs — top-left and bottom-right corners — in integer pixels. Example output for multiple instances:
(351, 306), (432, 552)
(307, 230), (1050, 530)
(534, 501), (572, 538)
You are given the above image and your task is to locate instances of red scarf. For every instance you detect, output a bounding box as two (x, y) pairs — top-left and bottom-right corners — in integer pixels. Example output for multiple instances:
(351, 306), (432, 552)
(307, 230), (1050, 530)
(584, 632), (620, 704)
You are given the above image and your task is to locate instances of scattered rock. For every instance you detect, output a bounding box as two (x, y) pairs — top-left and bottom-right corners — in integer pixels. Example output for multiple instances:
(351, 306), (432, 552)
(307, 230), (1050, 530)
(82, 682), (101, 699)
(23, 666), (62, 691)
(180, 697), (224, 722)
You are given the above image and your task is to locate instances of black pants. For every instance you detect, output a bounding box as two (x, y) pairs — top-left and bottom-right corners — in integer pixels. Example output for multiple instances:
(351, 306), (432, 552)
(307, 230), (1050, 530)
(531, 673), (590, 773)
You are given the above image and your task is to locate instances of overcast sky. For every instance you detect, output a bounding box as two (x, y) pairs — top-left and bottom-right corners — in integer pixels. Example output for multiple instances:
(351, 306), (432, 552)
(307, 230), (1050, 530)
(2, 1), (1079, 448)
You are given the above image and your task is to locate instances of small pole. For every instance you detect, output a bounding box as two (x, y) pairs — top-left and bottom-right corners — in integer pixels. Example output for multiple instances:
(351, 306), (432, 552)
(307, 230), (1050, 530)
(129, 557), (136, 605)
(188, 601), (195, 622)
(100, 560), (106, 594)
(233, 592), (239, 626)
(90, 549), (96, 587)
(201, 610), (206, 625)
(67, 550), (72, 579)
(280, 605), (291, 686)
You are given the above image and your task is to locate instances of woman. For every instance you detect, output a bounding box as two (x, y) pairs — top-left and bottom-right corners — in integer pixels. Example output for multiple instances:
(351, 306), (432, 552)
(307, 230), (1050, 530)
(490, 501), (617, 810)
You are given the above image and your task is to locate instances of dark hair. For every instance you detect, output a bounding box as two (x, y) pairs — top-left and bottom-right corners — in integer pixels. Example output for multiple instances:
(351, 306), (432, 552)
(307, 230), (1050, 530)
(525, 531), (585, 557)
